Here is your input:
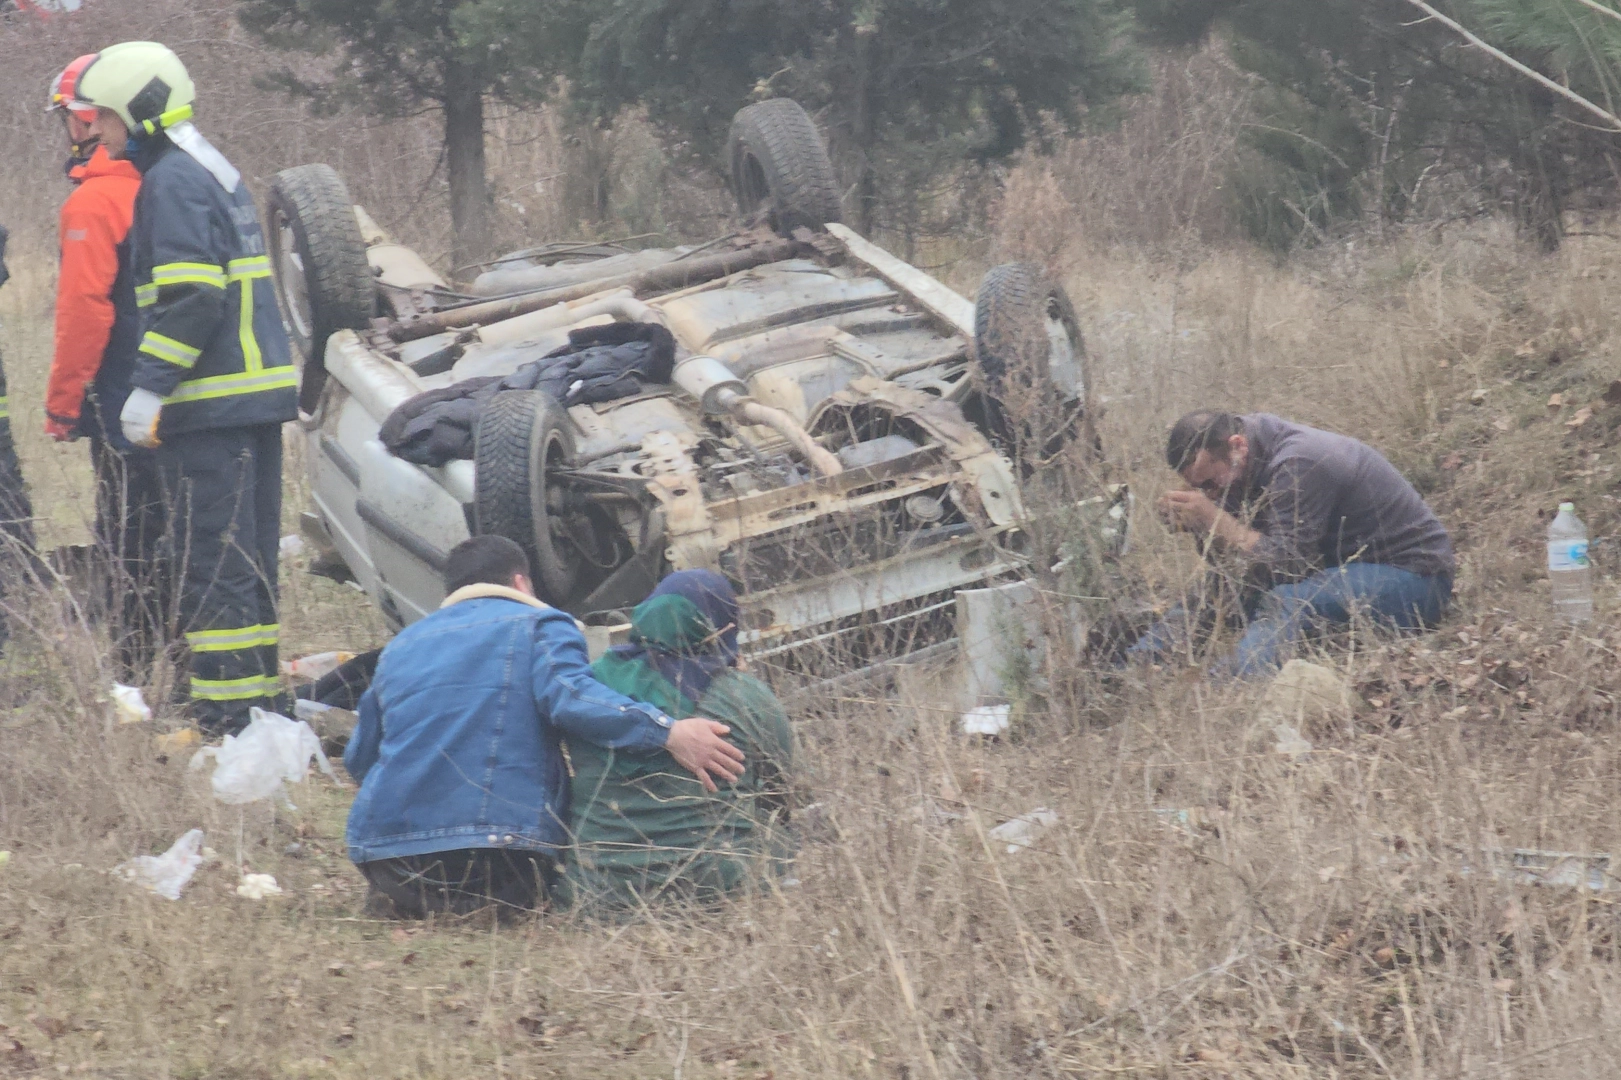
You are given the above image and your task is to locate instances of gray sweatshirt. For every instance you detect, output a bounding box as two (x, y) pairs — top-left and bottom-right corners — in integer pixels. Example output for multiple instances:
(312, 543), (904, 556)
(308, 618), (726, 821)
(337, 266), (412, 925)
(1220, 414), (1455, 581)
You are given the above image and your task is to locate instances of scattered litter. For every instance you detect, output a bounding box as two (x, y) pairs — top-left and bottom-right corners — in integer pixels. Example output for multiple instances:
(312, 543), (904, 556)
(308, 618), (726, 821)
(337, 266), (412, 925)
(115, 828), (204, 900)
(988, 808), (1058, 853)
(281, 651), (355, 681)
(0, 850), (10, 870)
(961, 704), (1010, 736)
(278, 534), (305, 558)
(189, 708), (337, 807)
(154, 728), (202, 753)
(111, 683), (151, 724)
(1502, 849), (1611, 892)
(293, 699), (333, 721)
(344, 580), (366, 593)
(235, 873), (283, 900)
(1547, 392), (1565, 412)
(1566, 406), (1594, 430)
(1273, 724), (1313, 759)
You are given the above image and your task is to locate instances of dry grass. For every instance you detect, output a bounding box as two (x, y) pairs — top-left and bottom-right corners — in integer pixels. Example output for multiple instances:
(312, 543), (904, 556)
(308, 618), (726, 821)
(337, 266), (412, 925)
(3, 208), (1620, 1077)
(4, 22), (1621, 1076)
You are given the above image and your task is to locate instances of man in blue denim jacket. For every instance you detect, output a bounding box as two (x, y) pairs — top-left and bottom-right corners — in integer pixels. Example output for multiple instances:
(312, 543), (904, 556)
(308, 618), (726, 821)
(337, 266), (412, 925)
(344, 535), (745, 918)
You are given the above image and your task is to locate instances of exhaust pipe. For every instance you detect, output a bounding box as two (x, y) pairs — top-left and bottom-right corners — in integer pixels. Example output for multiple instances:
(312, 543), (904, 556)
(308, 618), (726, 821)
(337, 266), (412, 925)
(673, 355), (843, 477)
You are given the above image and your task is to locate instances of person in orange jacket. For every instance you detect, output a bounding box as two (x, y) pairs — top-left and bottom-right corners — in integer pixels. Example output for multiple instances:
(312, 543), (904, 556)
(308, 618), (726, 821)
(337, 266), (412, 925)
(45, 54), (166, 680)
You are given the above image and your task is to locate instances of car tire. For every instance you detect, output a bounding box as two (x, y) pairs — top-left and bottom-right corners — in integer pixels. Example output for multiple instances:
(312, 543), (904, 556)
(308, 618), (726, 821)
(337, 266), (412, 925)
(729, 99), (843, 235)
(266, 164), (375, 412)
(473, 390), (579, 604)
(973, 262), (1096, 463)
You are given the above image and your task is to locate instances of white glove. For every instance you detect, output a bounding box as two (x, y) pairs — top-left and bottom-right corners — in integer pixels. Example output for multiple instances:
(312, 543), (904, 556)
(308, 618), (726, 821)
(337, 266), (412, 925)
(120, 388), (164, 448)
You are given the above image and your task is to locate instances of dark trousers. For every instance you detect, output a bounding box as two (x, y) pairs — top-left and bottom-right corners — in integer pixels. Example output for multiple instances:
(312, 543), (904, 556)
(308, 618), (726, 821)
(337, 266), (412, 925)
(158, 424), (283, 734)
(360, 850), (556, 919)
(90, 436), (168, 682)
(0, 357), (36, 655)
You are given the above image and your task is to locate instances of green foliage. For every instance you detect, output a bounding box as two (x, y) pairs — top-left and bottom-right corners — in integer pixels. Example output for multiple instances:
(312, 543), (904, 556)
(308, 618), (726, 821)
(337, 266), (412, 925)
(571, 0), (1147, 236)
(1131, 0), (1621, 251)
(238, 0), (581, 115)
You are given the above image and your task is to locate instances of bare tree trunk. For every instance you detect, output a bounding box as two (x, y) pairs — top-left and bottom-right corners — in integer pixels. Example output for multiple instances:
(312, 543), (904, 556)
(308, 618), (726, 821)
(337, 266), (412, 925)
(853, 23), (880, 237)
(443, 57), (493, 267)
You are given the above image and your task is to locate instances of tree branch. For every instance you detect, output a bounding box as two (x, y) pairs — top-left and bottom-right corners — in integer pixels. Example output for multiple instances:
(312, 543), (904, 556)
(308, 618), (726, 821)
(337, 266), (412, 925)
(1572, 0), (1621, 28)
(1399, 0), (1621, 131)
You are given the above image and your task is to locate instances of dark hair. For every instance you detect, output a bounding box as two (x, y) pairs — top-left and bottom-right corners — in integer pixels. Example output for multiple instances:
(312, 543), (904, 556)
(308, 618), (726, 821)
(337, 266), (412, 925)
(444, 535), (531, 593)
(1166, 411), (1244, 472)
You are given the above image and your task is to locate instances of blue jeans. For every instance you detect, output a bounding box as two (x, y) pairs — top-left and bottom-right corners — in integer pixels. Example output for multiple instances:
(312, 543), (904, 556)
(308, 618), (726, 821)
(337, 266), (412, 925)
(1128, 564), (1453, 679)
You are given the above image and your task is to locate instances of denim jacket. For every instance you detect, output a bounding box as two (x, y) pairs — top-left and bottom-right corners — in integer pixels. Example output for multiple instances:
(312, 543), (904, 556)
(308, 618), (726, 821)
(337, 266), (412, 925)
(343, 585), (674, 863)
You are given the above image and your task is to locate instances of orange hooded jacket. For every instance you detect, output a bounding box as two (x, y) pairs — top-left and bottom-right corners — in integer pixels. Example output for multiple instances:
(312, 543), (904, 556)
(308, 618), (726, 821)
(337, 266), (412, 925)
(47, 147), (141, 433)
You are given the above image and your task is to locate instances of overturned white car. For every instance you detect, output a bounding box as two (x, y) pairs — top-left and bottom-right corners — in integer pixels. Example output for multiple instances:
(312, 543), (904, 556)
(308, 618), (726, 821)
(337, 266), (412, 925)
(268, 99), (1123, 675)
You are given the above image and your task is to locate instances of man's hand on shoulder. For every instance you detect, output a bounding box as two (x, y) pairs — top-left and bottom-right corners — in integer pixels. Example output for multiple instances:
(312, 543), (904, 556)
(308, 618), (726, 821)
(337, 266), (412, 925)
(665, 717), (746, 793)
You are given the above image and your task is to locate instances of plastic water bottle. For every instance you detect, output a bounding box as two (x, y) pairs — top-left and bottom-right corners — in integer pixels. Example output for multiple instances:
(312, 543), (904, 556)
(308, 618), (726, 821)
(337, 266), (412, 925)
(1547, 502), (1593, 624)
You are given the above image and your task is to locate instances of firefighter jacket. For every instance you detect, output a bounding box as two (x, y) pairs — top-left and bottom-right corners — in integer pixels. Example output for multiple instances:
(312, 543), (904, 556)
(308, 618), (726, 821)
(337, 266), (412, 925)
(47, 147), (142, 445)
(127, 134), (296, 437)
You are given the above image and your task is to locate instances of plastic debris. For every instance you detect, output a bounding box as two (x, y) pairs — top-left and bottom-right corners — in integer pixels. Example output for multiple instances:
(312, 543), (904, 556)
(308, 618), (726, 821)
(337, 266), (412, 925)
(281, 650), (354, 681)
(293, 699), (333, 721)
(115, 829), (205, 900)
(235, 873), (283, 900)
(988, 808), (1058, 853)
(111, 683), (151, 724)
(0, 850), (10, 870)
(1273, 724), (1313, 759)
(961, 704), (1011, 736)
(278, 534), (305, 558)
(154, 728), (202, 753)
(189, 708), (337, 807)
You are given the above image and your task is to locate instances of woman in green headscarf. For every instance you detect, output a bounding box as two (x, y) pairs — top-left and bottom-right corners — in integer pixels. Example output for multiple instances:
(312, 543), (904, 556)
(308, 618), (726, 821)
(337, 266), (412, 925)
(559, 569), (796, 913)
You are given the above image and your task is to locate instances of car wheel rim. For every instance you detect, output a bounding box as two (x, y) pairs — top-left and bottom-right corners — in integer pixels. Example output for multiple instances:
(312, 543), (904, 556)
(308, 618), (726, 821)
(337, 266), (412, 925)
(272, 212), (315, 345)
(1043, 297), (1084, 405)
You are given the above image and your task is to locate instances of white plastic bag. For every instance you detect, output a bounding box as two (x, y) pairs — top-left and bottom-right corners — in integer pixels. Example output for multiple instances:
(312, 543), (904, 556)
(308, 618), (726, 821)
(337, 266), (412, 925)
(111, 683), (152, 724)
(988, 808), (1058, 854)
(189, 708), (337, 807)
(115, 828), (205, 900)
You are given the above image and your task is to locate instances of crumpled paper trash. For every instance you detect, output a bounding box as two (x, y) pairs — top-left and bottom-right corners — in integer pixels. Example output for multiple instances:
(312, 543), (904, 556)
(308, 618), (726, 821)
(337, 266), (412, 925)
(988, 808), (1058, 853)
(112, 683), (152, 724)
(235, 873), (283, 900)
(115, 829), (205, 900)
(190, 708), (337, 807)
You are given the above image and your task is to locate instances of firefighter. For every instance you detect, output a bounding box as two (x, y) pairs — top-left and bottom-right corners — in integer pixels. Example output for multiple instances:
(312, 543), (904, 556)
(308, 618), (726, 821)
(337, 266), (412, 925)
(44, 54), (166, 681)
(72, 42), (297, 734)
(0, 224), (38, 656)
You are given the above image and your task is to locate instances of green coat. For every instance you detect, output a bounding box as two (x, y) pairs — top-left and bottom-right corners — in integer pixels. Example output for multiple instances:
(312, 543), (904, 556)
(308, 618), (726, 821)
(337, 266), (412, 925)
(558, 665), (796, 913)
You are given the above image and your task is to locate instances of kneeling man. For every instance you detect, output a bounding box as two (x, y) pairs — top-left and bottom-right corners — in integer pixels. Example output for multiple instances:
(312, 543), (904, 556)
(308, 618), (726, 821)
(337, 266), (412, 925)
(343, 535), (745, 917)
(1130, 411), (1455, 677)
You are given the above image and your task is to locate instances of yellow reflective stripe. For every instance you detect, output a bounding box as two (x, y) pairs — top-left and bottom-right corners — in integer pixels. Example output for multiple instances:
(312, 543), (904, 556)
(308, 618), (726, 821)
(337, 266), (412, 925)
(140, 331), (203, 369)
(0, 395), (8, 421)
(226, 256), (272, 280)
(150, 261), (226, 290)
(185, 624), (280, 652)
(136, 283), (158, 308)
(166, 366), (297, 405)
(191, 674), (279, 702)
(238, 279), (263, 375)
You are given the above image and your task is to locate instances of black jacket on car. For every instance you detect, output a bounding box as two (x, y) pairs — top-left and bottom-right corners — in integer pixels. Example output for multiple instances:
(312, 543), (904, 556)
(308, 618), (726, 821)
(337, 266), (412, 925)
(127, 135), (296, 436)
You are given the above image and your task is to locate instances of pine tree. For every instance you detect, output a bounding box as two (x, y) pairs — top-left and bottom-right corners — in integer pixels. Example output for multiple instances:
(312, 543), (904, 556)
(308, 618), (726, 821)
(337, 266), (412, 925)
(239, 0), (586, 265)
(1130, 0), (1621, 250)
